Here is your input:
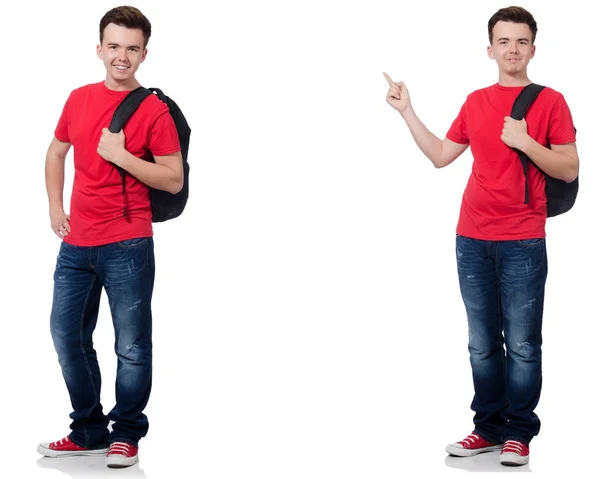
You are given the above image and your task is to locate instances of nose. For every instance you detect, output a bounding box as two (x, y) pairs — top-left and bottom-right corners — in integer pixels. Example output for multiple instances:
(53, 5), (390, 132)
(117, 47), (127, 61)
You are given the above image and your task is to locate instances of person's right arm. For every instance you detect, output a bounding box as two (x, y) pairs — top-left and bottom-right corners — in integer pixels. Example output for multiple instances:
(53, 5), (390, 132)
(45, 137), (72, 239)
(384, 72), (468, 168)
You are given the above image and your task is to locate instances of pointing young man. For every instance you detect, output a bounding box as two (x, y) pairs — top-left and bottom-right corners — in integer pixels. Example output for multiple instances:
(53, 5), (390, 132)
(384, 6), (577, 466)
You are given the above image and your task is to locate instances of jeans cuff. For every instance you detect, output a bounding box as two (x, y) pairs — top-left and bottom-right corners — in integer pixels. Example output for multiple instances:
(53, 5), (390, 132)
(109, 437), (139, 447)
(474, 429), (501, 445)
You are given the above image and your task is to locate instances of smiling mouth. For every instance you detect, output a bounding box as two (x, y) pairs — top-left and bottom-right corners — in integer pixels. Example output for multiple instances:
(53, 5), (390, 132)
(113, 65), (130, 71)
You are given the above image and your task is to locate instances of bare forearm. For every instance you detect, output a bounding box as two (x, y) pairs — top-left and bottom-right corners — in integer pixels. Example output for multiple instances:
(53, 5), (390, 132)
(521, 138), (578, 182)
(45, 155), (66, 212)
(400, 106), (445, 167)
(117, 151), (182, 194)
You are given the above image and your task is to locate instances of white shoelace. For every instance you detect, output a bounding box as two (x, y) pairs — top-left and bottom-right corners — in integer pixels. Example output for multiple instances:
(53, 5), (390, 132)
(503, 440), (524, 454)
(461, 433), (480, 445)
(109, 442), (132, 456)
(51, 437), (69, 447)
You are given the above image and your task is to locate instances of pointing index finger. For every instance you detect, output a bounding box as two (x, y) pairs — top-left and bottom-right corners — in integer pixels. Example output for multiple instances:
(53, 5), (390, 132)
(383, 72), (396, 87)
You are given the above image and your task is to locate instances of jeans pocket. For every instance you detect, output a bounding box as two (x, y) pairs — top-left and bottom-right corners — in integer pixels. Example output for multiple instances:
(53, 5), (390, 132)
(117, 237), (148, 249)
(516, 238), (545, 246)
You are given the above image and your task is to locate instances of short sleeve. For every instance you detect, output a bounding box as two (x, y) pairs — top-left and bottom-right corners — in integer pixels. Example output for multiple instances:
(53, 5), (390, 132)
(54, 96), (71, 143)
(446, 99), (469, 145)
(548, 95), (576, 145)
(148, 109), (181, 157)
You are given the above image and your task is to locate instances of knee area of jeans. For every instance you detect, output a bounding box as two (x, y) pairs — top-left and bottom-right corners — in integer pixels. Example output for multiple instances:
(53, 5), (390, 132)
(116, 340), (151, 363)
(468, 330), (501, 354)
(50, 327), (79, 349)
(506, 339), (541, 359)
(468, 342), (502, 360)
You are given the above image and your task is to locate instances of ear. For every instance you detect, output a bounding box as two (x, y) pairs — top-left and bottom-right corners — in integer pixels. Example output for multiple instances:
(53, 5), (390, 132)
(530, 44), (536, 59)
(96, 44), (102, 59)
(487, 45), (494, 60)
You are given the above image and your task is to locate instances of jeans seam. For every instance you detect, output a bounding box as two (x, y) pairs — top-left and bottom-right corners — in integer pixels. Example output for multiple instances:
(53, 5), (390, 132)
(79, 275), (101, 448)
(146, 238), (149, 266)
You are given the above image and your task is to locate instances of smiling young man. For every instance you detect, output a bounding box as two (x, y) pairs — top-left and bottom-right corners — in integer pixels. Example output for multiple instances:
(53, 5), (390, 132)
(384, 6), (577, 466)
(38, 6), (182, 469)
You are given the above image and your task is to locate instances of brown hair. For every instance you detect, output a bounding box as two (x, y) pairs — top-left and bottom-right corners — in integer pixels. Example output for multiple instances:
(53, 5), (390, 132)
(488, 6), (537, 44)
(99, 6), (151, 47)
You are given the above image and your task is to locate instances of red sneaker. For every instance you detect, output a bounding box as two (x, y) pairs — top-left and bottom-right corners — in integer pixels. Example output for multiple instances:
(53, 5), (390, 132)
(37, 436), (109, 457)
(500, 440), (529, 466)
(106, 441), (139, 468)
(446, 432), (502, 457)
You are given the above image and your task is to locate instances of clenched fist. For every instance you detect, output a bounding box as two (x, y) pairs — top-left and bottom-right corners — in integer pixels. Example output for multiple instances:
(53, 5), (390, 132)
(50, 209), (70, 239)
(97, 128), (126, 166)
(501, 117), (530, 150)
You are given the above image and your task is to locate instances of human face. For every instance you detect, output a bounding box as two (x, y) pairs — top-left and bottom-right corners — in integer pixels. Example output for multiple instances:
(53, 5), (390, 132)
(96, 23), (147, 89)
(487, 21), (535, 80)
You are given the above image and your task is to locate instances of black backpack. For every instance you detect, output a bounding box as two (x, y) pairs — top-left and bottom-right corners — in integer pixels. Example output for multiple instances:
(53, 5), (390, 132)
(109, 87), (191, 222)
(510, 83), (578, 217)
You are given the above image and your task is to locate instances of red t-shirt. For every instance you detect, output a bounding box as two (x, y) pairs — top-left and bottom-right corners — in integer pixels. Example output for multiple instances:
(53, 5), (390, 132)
(55, 81), (181, 246)
(446, 83), (576, 240)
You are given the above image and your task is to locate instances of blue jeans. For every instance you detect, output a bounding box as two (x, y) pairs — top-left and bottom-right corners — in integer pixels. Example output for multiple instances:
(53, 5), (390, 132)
(50, 237), (155, 448)
(455, 235), (547, 445)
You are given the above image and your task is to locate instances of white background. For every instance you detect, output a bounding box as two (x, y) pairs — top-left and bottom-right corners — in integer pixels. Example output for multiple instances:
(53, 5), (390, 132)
(0, 0), (597, 477)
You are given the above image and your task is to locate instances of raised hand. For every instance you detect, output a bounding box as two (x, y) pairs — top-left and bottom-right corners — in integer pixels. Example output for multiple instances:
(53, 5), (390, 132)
(384, 72), (411, 113)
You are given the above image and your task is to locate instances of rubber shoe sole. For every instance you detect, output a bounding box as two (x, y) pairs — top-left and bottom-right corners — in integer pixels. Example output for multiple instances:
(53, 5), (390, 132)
(500, 451), (529, 466)
(446, 442), (503, 457)
(107, 453), (138, 468)
(37, 443), (109, 458)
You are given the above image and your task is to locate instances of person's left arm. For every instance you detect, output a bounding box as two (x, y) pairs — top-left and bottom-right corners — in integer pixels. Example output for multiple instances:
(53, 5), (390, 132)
(501, 95), (578, 183)
(97, 110), (183, 194)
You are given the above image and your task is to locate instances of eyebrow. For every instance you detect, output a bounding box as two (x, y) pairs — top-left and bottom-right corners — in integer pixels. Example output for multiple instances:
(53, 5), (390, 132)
(497, 37), (530, 42)
(106, 42), (141, 49)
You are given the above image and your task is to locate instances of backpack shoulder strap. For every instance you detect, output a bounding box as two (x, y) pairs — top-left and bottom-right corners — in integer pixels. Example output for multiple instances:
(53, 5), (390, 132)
(147, 87), (191, 156)
(109, 87), (153, 133)
(147, 87), (165, 102)
(511, 83), (546, 204)
(108, 86), (153, 218)
(511, 83), (546, 120)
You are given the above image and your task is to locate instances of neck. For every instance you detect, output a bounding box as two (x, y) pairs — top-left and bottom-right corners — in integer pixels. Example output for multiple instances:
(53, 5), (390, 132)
(104, 76), (141, 92)
(497, 71), (531, 87)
